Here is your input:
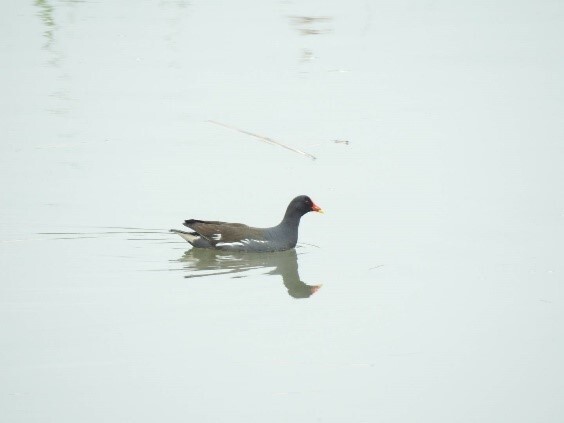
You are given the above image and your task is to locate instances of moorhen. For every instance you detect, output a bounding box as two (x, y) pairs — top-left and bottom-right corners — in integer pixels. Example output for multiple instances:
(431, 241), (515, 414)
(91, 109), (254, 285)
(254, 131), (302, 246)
(171, 195), (323, 252)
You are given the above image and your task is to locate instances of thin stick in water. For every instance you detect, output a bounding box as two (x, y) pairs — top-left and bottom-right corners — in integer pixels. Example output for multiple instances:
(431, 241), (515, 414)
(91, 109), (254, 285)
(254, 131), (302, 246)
(207, 120), (316, 160)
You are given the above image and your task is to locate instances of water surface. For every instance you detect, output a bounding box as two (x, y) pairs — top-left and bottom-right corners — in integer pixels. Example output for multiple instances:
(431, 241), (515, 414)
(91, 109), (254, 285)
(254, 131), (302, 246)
(2, 1), (563, 422)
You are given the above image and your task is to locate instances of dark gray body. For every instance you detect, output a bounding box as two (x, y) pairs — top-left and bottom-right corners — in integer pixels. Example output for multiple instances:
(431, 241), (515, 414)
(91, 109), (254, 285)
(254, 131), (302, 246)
(171, 195), (319, 253)
(171, 223), (297, 252)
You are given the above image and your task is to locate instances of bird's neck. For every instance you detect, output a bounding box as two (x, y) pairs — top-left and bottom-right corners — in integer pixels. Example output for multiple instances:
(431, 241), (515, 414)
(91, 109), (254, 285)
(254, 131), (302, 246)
(280, 208), (302, 227)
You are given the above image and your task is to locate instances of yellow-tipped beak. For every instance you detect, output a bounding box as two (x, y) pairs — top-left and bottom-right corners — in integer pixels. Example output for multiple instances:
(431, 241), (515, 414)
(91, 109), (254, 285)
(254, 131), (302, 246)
(311, 202), (324, 213)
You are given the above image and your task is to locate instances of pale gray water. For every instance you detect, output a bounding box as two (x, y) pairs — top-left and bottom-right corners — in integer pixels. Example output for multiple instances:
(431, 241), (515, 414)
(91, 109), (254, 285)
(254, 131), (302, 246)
(2, 1), (564, 422)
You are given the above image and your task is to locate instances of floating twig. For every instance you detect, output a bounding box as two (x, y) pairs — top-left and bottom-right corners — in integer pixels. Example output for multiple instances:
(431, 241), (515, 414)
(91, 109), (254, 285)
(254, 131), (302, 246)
(208, 120), (316, 160)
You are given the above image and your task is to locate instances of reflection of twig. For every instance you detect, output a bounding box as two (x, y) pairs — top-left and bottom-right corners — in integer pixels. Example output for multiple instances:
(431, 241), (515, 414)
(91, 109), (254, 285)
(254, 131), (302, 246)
(298, 242), (321, 248)
(208, 120), (316, 160)
(288, 15), (332, 24)
(298, 28), (331, 36)
(288, 16), (333, 36)
(35, 0), (55, 49)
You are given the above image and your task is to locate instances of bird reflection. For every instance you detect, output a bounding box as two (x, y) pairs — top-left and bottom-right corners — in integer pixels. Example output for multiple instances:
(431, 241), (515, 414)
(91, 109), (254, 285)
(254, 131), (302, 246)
(177, 248), (321, 299)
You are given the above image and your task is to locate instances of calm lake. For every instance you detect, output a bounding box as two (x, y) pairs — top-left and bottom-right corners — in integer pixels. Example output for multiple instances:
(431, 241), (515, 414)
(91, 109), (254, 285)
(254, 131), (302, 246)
(2, 1), (563, 422)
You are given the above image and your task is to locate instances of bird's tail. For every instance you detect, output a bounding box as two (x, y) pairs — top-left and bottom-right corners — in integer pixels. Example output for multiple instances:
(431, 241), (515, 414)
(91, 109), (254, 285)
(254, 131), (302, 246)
(170, 229), (199, 244)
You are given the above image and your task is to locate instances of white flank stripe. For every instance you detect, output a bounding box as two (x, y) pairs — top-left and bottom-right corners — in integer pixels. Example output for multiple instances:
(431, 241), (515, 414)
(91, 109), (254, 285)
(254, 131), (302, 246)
(216, 242), (244, 247)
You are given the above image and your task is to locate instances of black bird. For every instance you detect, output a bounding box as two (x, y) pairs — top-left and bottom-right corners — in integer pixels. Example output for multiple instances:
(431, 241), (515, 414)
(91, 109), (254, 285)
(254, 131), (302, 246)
(171, 195), (323, 252)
